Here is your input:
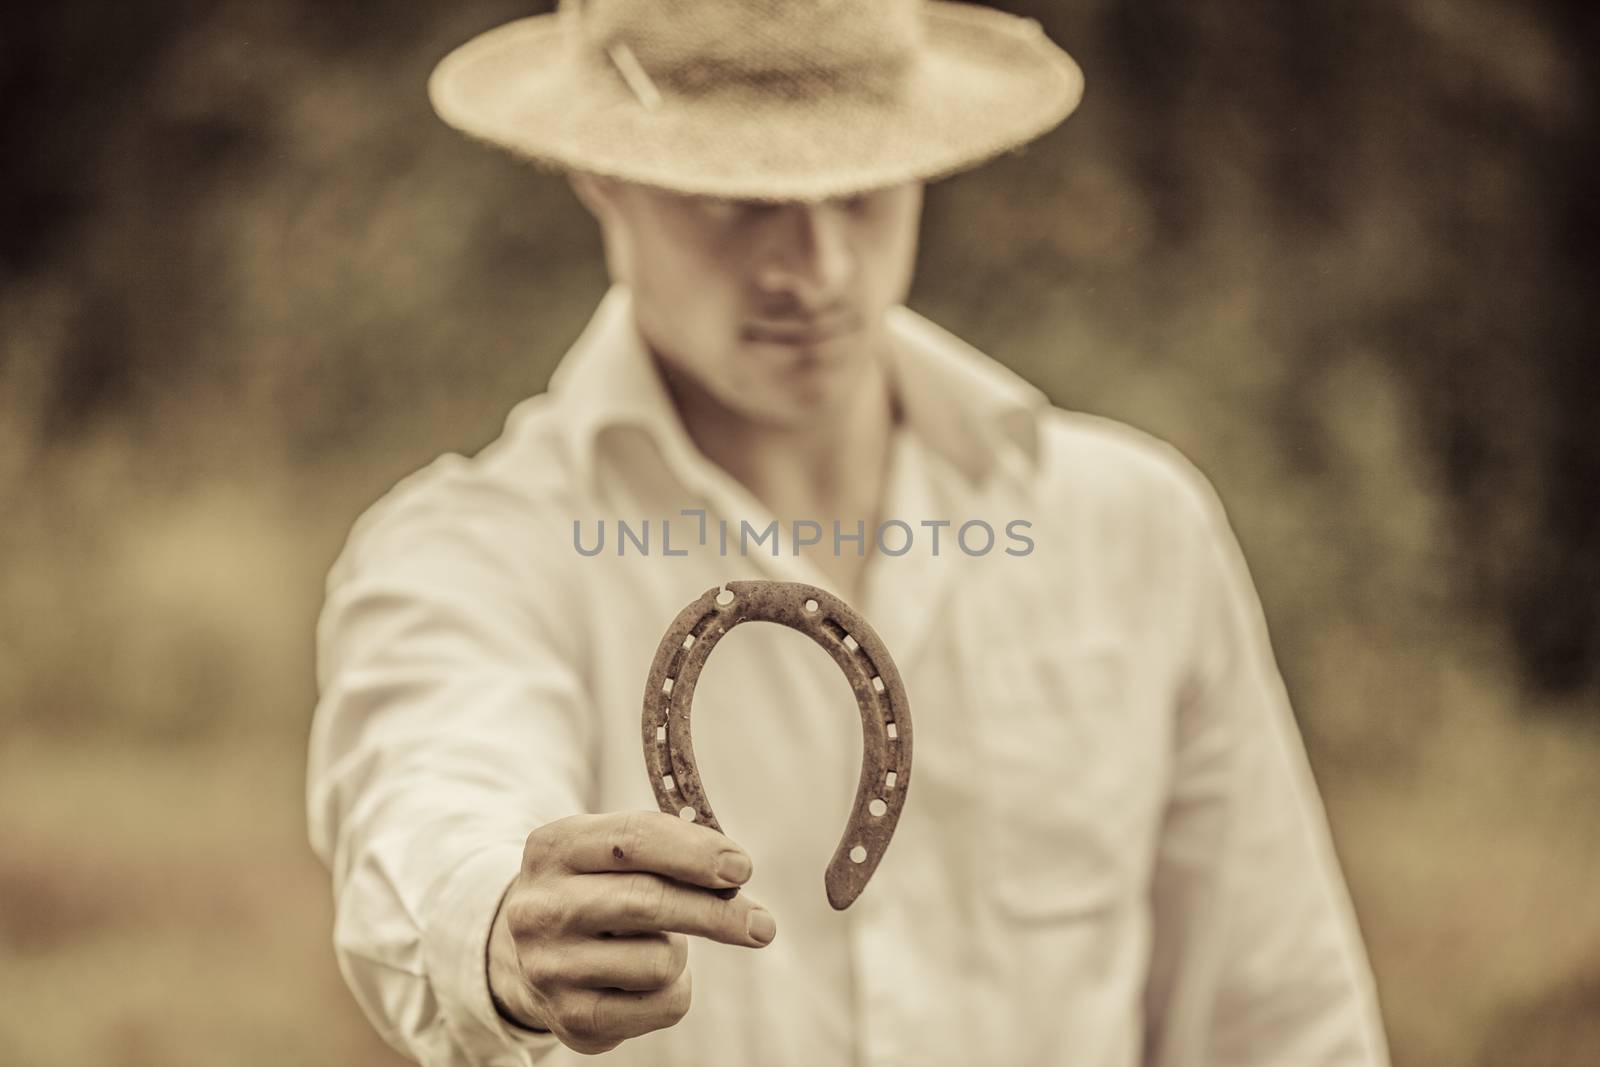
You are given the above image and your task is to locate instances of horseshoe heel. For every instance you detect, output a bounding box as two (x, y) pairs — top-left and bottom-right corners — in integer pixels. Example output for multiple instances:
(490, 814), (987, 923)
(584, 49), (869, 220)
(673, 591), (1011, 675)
(642, 580), (913, 910)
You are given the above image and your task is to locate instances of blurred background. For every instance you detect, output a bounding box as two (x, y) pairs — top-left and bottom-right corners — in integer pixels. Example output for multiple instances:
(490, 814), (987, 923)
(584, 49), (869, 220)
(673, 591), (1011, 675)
(2, 1), (1596, 1063)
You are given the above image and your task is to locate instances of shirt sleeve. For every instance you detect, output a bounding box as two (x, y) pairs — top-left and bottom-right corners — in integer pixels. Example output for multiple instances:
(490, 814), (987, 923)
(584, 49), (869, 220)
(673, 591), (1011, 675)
(1141, 465), (1391, 1067)
(306, 489), (592, 1066)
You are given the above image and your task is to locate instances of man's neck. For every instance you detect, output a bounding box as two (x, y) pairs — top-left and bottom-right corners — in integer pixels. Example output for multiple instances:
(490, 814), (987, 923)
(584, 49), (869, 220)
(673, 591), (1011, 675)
(655, 346), (901, 599)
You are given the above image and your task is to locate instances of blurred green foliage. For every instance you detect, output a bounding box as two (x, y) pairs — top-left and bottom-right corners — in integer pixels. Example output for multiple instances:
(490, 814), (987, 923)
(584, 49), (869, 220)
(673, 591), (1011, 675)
(1, 2), (1597, 1065)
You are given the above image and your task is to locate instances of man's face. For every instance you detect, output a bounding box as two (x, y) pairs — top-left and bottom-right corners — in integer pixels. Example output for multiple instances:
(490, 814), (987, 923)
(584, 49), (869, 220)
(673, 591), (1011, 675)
(577, 177), (924, 429)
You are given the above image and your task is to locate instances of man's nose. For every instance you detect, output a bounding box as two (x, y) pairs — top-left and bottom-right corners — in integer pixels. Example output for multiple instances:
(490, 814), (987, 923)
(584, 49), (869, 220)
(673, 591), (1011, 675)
(756, 202), (855, 310)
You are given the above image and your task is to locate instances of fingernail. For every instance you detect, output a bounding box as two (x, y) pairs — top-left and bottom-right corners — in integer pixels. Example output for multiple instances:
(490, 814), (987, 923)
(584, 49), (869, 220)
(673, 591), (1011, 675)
(747, 907), (776, 945)
(717, 850), (752, 885)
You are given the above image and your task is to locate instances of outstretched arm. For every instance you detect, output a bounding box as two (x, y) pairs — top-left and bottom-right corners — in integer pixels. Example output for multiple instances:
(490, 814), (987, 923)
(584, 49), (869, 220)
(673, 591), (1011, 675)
(307, 498), (589, 1066)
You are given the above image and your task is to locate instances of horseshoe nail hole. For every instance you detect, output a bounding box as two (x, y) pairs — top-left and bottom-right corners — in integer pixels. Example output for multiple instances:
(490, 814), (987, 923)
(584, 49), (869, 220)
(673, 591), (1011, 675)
(886, 722), (898, 740)
(661, 677), (674, 693)
(716, 588), (734, 606)
(804, 598), (819, 613)
(681, 634), (696, 650)
(871, 676), (885, 693)
(849, 845), (868, 864)
(655, 725), (667, 742)
(869, 798), (888, 817)
(679, 806), (697, 821)
(662, 775), (676, 792)
(842, 634), (858, 652)
(885, 771), (898, 790)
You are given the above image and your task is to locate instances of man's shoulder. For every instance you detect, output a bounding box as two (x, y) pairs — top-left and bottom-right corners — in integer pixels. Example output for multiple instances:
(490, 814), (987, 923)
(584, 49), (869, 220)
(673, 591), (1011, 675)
(328, 393), (578, 582)
(1033, 407), (1219, 519)
(1025, 409), (1239, 599)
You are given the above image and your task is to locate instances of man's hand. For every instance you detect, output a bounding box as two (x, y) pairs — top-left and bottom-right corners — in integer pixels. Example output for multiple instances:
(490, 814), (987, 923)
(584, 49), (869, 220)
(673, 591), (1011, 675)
(488, 810), (776, 1054)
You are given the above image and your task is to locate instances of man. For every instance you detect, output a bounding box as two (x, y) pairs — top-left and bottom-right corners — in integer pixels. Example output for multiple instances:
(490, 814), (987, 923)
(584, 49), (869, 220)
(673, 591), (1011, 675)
(307, 1), (1391, 1064)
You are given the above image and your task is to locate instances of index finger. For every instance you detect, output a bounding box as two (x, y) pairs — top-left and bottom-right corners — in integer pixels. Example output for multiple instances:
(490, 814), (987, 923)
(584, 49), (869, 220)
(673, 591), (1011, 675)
(559, 810), (753, 892)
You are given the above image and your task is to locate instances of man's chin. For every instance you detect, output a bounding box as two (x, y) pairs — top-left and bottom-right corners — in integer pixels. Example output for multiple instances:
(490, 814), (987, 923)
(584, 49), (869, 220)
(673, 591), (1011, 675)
(734, 323), (888, 424)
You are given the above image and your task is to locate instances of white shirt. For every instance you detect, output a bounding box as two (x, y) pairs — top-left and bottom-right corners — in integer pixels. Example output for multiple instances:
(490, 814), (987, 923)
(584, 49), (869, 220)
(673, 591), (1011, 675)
(307, 287), (1390, 1067)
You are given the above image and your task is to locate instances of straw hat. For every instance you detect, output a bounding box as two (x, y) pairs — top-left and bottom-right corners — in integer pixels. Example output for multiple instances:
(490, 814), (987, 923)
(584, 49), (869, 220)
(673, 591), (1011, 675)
(428, 0), (1084, 202)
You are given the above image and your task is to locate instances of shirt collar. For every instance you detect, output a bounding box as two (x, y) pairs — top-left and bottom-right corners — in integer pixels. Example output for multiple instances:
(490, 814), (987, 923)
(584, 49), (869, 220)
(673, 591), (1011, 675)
(548, 285), (1050, 496)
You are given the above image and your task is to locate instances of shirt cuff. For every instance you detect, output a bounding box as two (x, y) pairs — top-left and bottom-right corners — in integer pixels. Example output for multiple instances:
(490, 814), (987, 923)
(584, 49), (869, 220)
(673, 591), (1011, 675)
(423, 842), (563, 1066)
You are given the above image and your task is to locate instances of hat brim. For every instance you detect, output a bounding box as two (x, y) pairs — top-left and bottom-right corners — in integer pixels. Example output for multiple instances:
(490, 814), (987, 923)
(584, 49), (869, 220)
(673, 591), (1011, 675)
(428, 2), (1084, 202)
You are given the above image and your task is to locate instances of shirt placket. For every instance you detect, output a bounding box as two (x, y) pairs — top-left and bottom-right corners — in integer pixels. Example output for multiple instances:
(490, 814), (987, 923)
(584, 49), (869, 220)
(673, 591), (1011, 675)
(857, 431), (976, 1067)
(645, 398), (989, 1067)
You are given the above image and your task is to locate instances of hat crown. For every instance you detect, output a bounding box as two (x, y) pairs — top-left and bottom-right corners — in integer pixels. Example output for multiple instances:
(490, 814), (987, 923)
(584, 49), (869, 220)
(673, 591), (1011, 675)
(430, 1), (1083, 201)
(565, 0), (924, 93)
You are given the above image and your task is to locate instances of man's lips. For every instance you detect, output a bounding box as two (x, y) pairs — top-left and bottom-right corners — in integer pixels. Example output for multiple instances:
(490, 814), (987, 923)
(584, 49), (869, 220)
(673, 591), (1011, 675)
(743, 315), (859, 346)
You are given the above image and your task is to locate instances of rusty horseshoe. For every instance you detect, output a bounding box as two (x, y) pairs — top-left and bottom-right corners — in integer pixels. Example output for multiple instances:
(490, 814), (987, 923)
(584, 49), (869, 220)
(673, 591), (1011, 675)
(641, 579), (913, 910)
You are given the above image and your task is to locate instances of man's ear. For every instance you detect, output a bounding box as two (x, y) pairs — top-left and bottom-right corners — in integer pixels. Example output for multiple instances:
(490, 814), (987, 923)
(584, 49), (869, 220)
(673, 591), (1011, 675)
(568, 171), (616, 222)
(568, 172), (633, 287)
